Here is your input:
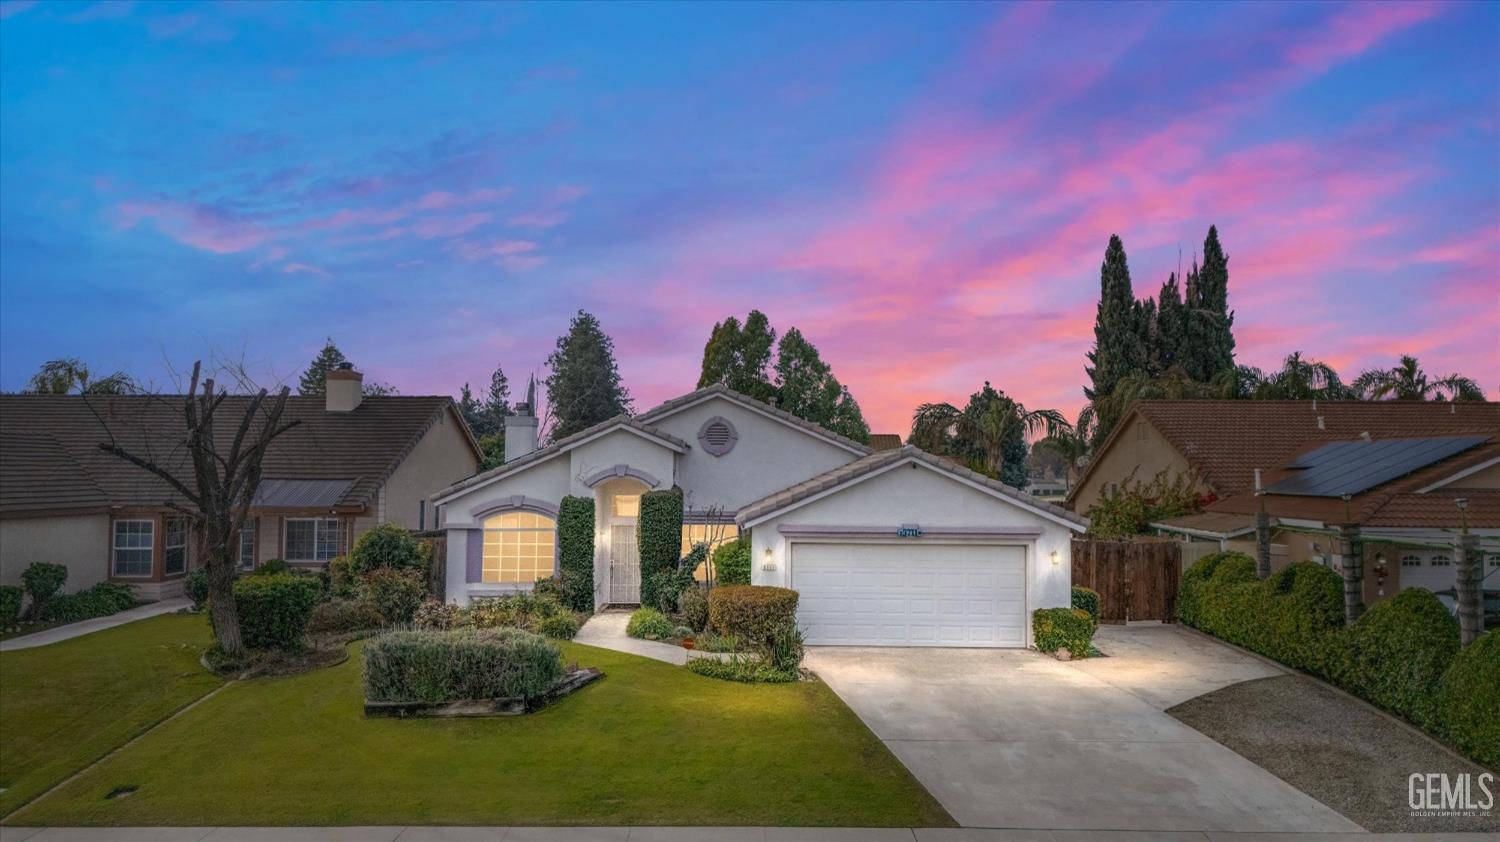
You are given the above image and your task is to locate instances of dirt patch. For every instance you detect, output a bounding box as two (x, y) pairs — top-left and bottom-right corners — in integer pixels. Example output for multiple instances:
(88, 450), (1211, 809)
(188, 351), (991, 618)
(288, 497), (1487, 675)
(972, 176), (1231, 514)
(1169, 674), (1498, 833)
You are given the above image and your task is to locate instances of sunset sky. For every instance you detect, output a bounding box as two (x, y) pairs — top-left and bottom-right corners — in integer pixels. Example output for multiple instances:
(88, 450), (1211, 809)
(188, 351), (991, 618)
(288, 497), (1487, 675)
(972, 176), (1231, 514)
(1, 0), (1496, 434)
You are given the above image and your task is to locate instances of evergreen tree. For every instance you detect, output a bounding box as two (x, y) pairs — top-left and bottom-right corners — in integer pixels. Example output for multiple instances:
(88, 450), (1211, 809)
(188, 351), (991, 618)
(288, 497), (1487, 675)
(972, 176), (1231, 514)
(1183, 226), (1235, 381)
(544, 310), (633, 440)
(1154, 272), (1188, 374)
(1084, 235), (1148, 404)
(297, 338), (350, 396)
(458, 364), (513, 439)
(697, 310), (776, 400)
(773, 327), (870, 444)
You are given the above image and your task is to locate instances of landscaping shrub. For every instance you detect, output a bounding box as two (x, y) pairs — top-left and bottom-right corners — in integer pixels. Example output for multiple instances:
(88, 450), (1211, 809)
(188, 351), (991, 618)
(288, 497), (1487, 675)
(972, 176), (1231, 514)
(650, 544), (707, 614)
(678, 583), (709, 632)
(1070, 586), (1100, 626)
(255, 558), (290, 576)
(358, 567), (427, 624)
(1085, 469), (1208, 539)
(1032, 607), (1095, 657)
(707, 585), (798, 646)
(1438, 631), (1500, 769)
(766, 621), (805, 671)
(0, 585), (22, 630)
(465, 591), (576, 633)
(535, 612), (581, 640)
(557, 495), (596, 611)
(695, 631), (741, 653)
(306, 599), (386, 634)
(184, 568), (210, 610)
(413, 597), (463, 630)
(233, 573), (321, 649)
(363, 627), (563, 703)
(1334, 588), (1458, 730)
(637, 488), (683, 609)
(712, 537), (751, 586)
(1176, 550), (1253, 628)
(349, 523), (426, 575)
(21, 562), (68, 620)
(626, 606), (674, 640)
(686, 655), (797, 684)
(328, 555), (357, 599)
(41, 582), (136, 623)
(1260, 562), (1343, 674)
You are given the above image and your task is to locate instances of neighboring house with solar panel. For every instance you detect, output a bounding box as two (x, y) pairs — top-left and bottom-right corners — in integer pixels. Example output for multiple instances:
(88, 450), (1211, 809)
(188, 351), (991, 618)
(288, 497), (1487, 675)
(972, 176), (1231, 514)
(0, 368), (481, 599)
(1068, 399), (1500, 606)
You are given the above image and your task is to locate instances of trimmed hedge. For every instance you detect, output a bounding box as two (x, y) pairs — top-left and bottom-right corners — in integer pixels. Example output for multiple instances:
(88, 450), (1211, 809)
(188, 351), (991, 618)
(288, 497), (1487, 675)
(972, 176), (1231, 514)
(626, 606), (674, 640)
(349, 523), (426, 575)
(42, 582), (136, 623)
(21, 562), (68, 620)
(708, 585), (798, 646)
(713, 537), (751, 586)
(679, 584), (709, 632)
(306, 599), (387, 634)
(233, 573), (321, 650)
(1033, 607), (1095, 656)
(1070, 586), (1100, 626)
(1334, 588), (1458, 731)
(637, 489), (683, 610)
(557, 495), (596, 612)
(1437, 631), (1500, 769)
(358, 567), (427, 624)
(0, 585), (22, 630)
(362, 627), (563, 703)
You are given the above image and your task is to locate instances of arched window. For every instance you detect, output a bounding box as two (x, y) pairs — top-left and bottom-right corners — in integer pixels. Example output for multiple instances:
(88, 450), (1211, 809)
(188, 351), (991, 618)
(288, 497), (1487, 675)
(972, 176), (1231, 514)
(482, 510), (556, 584)
(1429, 554), (1452, 567)
(1401, 555), (1422, 567)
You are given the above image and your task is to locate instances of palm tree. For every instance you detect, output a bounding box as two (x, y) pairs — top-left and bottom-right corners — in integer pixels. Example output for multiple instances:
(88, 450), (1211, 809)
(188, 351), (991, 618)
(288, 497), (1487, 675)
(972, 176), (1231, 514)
(909, 402), (962, 454)
(962, 393), (1069, 482)
(1034, 407), (1095, 490)
(25, 358), (135, 395)
(1248, 352), (1355, 400)
(1352, 355), (1486, 401)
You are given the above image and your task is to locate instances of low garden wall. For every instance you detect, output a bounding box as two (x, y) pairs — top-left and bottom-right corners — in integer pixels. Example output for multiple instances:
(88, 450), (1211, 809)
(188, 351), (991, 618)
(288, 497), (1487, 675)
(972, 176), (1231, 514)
(1179, 551), (1498, 769)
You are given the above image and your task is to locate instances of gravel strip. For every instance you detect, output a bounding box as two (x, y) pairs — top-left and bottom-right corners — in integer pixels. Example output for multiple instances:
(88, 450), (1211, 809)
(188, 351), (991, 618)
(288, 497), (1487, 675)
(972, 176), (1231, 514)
(1168, 673), (1498, 833)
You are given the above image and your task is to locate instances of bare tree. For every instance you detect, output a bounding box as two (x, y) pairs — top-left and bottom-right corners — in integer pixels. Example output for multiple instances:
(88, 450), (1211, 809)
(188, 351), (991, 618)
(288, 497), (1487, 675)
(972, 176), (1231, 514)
(93, 361), (299, 656)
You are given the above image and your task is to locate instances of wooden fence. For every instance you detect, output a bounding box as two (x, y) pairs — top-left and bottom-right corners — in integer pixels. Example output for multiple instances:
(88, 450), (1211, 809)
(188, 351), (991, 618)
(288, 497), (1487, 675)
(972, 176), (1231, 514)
(1071, 538), (1182, 623)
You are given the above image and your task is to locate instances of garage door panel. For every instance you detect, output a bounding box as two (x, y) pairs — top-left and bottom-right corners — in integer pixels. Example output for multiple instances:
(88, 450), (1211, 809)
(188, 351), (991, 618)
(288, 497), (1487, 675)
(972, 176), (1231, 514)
(792, 542), (1027, 648)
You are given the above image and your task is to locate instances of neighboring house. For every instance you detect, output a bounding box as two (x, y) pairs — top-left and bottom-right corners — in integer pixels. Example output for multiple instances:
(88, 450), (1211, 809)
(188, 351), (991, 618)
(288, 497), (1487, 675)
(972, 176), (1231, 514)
(1068, 399), (1499, 605)
(434, 384), (1087, 648)
(867, 433), (903, 452)
(0, 368), (480, 599)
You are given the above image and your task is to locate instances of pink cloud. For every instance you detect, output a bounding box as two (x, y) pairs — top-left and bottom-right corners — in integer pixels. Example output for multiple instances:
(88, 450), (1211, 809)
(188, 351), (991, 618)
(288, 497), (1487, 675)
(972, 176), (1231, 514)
(282, 262), (330, 278)
(412, 212), (491, 239)
(115, 200), (271, 254)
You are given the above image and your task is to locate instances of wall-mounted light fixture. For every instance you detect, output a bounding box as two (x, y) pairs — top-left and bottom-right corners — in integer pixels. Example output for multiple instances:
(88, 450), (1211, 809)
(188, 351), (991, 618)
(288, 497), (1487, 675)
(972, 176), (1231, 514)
(1050, 550), (1060, 566)
(762, 547), (776, 571)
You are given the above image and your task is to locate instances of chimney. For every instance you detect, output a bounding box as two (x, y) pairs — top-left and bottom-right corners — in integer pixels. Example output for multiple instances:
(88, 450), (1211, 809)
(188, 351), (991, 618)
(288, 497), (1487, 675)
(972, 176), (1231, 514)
(326, 363), (363, 412)
(503, 376), (539, 461)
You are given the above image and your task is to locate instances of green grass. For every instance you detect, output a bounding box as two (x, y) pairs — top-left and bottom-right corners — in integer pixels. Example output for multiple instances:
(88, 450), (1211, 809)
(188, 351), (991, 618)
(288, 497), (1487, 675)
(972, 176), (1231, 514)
(0, 613), (222, 817)
(9, 640), (954, 827)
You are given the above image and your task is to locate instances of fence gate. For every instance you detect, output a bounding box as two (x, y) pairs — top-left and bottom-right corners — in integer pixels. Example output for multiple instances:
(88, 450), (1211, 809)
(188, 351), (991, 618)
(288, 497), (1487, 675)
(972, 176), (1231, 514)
(1070, 539), (1182, 622)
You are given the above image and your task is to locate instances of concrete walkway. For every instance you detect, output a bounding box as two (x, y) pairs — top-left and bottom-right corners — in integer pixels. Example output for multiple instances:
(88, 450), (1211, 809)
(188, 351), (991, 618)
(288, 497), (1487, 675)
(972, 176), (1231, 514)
(574, 611), (687, 665)
(0, 598), (192, 652)
(3, 827), (1494, 841)
(805, 625), (1361, 834)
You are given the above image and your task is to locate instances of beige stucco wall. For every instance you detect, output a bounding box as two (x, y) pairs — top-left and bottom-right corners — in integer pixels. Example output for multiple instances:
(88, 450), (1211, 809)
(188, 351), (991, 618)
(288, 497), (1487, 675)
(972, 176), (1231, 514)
(0, 513), (111, 589)
(382, 410), (480, 531)
(567, 429), (677, 497)
(1070, 416), (1202, 514)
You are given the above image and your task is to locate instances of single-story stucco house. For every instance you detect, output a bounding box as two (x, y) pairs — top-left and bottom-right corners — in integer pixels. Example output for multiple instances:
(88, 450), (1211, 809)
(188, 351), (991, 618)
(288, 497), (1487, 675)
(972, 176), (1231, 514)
(433, 384), (1087, 648)
(0, 368), (481, 599)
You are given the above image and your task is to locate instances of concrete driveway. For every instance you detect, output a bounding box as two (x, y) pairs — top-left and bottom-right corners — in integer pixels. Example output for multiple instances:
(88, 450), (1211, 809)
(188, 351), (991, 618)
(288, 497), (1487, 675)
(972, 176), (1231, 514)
(805, 623), (1363, 833)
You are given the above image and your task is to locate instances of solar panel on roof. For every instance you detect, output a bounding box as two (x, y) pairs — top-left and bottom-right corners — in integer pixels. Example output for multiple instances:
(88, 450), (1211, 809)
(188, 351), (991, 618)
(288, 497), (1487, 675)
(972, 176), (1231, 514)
(1264, 435), (1488, 498)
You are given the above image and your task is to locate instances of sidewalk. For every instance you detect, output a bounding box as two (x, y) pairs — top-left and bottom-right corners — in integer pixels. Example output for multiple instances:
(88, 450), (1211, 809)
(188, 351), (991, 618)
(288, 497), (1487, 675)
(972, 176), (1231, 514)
(574, 611), (687, 665)
(3, 827), (1496, 841)
(0, 598), (192, 652)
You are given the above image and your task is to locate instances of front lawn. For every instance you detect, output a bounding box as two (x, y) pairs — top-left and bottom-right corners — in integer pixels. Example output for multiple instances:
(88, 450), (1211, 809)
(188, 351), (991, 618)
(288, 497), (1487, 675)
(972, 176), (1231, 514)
(9, 640), (954, 828)
(0, 613), (222, 817)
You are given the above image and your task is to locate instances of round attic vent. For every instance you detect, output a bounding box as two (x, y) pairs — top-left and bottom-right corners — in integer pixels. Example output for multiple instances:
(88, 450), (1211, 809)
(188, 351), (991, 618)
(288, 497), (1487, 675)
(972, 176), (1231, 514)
(697, 416), (738, 456)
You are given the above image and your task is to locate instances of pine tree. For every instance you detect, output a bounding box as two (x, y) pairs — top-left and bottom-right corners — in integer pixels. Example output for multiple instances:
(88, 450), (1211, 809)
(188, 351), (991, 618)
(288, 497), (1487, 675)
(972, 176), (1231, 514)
(1182, 226), (1235, 381)
(1154, 272), (1188, 374)
(544, 311), (633, 440)
(298, 339), (350, 396)
(1084, 235), (1148, 403)
(458, 364), (512, 439)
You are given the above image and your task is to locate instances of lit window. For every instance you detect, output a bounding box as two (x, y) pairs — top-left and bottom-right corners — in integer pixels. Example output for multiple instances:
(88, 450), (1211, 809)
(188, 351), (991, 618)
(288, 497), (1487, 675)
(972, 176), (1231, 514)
(238, 520), (256, 569)
(682, 521), (739, 580)
(613, 494), (641, 518)
(164, 518), (189, 576)
(1430, 554), (1452, 567)
(482, 511), (556, 583)
(1401, 555), (1422, 567)
(285, 518), (340, 562)
(112, 519), (154, 577)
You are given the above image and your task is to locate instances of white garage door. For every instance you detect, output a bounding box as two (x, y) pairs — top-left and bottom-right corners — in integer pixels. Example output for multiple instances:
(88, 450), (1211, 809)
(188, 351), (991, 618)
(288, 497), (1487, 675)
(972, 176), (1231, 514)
(791, 542), (1027, 647)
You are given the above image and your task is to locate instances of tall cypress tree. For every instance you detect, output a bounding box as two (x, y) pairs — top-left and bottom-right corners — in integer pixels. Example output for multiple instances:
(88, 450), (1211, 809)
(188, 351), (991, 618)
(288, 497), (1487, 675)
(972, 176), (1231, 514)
(1182, 226), (1235, 381)
(1154, 272), (1188, 374)
(544, 310), (633, 440)
(1084, 235), (1148, 402)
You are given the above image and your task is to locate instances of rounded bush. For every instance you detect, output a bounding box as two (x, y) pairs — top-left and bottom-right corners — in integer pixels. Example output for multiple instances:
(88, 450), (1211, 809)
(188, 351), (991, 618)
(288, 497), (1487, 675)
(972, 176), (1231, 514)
(1070, 586), (1100, 626)
(21, 562), (68, 619)
(255, 558), (290, 576)
(328, 555), (357, 599)
(1033, 607), (1095, 656)
(0, 585), (23, 630)
(233, 573), (320, 650)
(1438, 631), (1500, 769)
(1335, 588), (1459, 730)
(678, 584), (709, 632)
(1177, 550), (1253, 627)
(358, 567), (427, 624)
(349, 523), (426, 575)
(1261, 562), (1343, 674)
(708, 585), (799, 645)
(536, 612), (581, 640)
(306, 599), (386, 634)
(712, 538), (751, 586)
(626, 606), (674, 640)
(413, 597), (462, 630)
(42, 582), (136, 623)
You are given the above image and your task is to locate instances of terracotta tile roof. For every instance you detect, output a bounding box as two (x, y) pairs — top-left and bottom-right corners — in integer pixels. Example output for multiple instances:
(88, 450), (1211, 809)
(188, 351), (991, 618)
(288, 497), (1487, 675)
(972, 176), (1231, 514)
(0, 394), (476, 517)
(737, 444), (1089, 530)
(637, 384), (872, 455)
(1074, 399), (1500, 502)
(1149, 511), (1260, 538)
(867, 434), (903, 452)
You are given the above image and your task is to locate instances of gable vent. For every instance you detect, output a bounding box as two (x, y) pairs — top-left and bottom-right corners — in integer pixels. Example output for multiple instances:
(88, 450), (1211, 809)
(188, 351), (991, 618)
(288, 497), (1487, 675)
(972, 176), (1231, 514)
(697, 415), (739, 456)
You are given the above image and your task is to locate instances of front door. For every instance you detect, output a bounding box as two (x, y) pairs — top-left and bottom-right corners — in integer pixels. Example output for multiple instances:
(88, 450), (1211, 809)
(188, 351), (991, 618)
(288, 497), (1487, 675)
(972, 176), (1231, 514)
(609, 524), (640, 604)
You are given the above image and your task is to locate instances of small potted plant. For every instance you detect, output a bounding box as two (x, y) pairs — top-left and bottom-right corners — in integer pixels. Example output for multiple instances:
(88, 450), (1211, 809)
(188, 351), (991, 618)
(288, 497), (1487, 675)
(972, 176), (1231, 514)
(674, 625), (696, 649)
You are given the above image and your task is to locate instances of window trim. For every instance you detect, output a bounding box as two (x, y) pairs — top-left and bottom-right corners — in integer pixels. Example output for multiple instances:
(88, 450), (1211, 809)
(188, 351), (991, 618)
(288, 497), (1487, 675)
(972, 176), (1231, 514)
(282, 516), (341, 563)
(238, 518), (258, 569)
(480, 510), (558, 585)
(112, 518), (156, 579)
(163, 517), (189, 577)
